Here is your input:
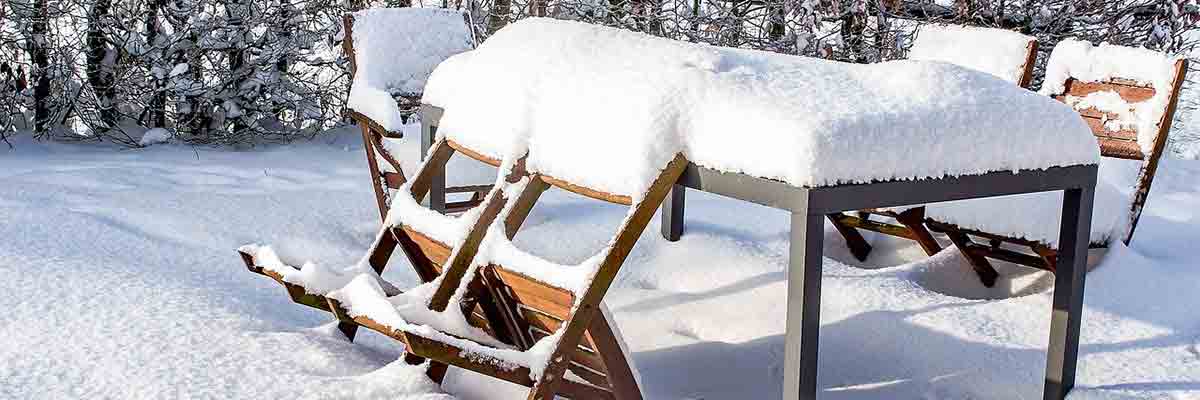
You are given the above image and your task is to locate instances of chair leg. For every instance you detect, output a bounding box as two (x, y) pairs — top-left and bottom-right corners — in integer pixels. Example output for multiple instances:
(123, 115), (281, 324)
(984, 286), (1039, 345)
(894, 208), (942, 256)
(404, 353), (448, 384)
(827, 213), (872, 262)
(588, 311), (644, 400)
(940, 229), (1000, 287)
(334, 228), (400, 342)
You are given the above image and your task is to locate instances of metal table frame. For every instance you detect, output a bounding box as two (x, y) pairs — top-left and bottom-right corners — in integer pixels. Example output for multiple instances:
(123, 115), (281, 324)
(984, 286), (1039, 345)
(419, 106), (1096, 400)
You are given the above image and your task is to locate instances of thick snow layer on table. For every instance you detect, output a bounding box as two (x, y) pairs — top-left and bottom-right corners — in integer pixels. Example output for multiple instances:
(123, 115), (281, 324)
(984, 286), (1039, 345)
(346, 8), (474, 132)
(1041, 39), (1184, 154)
(907, 24), (1035, 85)
(924, 157), (1141, 246)
(4, 129), (1200, 399)
(424, 18), (1099, 196)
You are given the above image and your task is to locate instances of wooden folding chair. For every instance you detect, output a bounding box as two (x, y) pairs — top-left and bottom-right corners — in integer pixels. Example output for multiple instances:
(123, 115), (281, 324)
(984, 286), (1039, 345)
(826, 24), (1039, 266)
(358, 145), (686, 400)
(342, 10), (489, 220)
(242, 130), (684, 398)
(925, 44), (1189, 286)
(241, 104), (686, 396)
(239, 108), (529, 377)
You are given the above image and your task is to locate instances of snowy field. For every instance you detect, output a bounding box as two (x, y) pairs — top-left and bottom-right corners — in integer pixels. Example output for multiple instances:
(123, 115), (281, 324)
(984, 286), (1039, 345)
(2, 127), (1199, 400)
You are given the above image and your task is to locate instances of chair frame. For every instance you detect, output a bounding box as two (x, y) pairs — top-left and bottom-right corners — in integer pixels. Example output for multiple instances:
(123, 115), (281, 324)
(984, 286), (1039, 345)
(826, 29), (1039, 285)
(240, 103), (682, 399)
(924, 57), (1190, 285)
(392, 141), (685, 399)
(342, 13), (489, 220)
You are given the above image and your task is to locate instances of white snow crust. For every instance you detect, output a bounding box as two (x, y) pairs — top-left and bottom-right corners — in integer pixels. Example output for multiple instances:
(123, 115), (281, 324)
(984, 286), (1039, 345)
(1041, 39), (1185, 154)
(424, 18), (1099, 196)
(346, 8), (474, 132)
(908, 24), (1035, 85)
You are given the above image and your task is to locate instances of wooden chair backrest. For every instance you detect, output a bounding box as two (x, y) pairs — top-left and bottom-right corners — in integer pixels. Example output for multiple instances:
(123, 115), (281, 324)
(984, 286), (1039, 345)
(1017, 41), (1039, 88)
(907, 24), (1038, 88)
(1049, 57), (1189, 243)
(343, 15), (484, 221)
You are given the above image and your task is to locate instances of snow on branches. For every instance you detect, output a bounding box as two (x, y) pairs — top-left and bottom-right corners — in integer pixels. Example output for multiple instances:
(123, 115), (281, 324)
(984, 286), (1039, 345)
(0, 0), (1196, 148)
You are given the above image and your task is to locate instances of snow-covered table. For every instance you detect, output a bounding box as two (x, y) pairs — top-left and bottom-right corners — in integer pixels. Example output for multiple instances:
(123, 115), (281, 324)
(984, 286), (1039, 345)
(416, 18), (1099, 400)
(420, 105), (1097, 400)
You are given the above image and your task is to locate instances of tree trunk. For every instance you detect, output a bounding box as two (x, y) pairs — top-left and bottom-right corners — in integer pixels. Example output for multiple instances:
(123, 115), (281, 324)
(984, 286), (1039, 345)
(30, 0), (51, 134)
(767, 0), (786, 42)
(146, 0), (167, 128)
(225, 0), (249, 136)
(86, 0), (119, 129)
(488, 0), (511, 34)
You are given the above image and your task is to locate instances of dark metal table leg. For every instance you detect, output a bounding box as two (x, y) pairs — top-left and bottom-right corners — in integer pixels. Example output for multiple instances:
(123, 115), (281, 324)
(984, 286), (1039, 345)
(1043, 187), (1094, 400)
(784, 210), (824, 400)
(661, 184), (686, 241)
(420, 112), (446, 212)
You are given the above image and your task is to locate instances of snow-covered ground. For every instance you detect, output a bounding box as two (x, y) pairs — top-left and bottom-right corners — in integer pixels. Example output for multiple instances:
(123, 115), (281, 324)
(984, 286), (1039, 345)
(2, 127), (1199, 399)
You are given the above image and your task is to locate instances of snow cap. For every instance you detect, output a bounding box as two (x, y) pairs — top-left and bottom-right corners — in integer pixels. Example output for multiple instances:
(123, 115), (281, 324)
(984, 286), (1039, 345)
(426, 18), (1099, 196)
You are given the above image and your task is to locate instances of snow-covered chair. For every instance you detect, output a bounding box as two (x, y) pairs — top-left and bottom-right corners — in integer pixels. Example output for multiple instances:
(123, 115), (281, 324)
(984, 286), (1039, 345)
(342, 8), (486, 219)
(923, 41), (1189, 286)
(240, 128), (682, 399)
(364, 133), (682, 399)
(826, 24), (1039, 263)
(907, 24), (1039, 86)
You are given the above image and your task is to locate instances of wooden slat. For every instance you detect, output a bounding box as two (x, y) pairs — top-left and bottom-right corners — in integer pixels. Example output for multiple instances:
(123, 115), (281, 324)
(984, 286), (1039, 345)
(519, 306), (608, 360)
(446, 139), (502, 167)
(446, 184), (493, 194)
(831, 212), (919, 240)
(528, 326), (610, 375)
(963, 243), (1052, 272)
(467, 308), (494, 333)
(518, 307), (613, 376)
(398, 226), (452, 266)
(493, 267), (575, 318)
(1074, 106), (1127, 122)
(1061, 79), (1155, 103)
(403, 333), (539, 387)
(1079, 115), (1138, 141)
(1098, 139), (1145, 160)
(567, 363), (613, 391)
(521, 305), (566, 335)
(540, 174), (633, 205)
(559, 379), (617, 400)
